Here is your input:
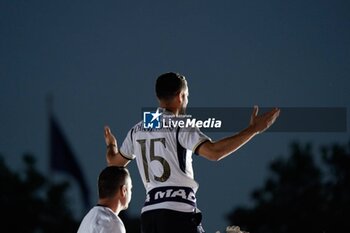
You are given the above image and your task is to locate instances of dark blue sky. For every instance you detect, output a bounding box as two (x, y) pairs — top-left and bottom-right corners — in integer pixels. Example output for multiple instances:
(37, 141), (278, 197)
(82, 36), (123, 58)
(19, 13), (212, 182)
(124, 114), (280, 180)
(1, 1), (349, 232)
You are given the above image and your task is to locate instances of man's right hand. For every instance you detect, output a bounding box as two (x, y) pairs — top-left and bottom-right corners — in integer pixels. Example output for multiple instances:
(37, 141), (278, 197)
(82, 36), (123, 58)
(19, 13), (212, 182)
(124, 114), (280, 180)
(104, 126), (130, 167)
(104, 126), (117, 147)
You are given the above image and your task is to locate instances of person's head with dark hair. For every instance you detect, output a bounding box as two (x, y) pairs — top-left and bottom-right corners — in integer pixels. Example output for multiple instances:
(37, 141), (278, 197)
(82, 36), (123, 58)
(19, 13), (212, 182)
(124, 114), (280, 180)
(155, 72), (188, 115)
(97, 166), (132, 214)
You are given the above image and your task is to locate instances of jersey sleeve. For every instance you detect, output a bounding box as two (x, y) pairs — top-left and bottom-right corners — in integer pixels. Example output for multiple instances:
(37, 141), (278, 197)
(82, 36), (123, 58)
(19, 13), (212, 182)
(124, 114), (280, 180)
(178, 126), (211, 153)
(119, 128), (136, 160)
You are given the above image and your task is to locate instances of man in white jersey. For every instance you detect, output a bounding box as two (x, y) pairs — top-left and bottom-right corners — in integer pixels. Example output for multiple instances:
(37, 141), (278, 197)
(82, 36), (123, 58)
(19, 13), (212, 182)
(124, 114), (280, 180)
(77, 166), (132, 233)
(104, 72), (280, 233)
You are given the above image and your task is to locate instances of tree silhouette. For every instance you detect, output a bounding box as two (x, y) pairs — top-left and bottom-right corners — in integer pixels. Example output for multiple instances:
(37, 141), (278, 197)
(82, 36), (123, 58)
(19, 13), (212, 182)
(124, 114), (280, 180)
(321, 142), (350, 231)
(227, 141), (350, 233)
(0, 153), (79, 233)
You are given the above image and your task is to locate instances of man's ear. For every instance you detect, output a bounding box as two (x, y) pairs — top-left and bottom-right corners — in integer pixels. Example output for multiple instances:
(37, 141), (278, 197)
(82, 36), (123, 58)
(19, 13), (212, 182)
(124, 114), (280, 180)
(176, 90), (183, 103)
(121, 185), (127, 197)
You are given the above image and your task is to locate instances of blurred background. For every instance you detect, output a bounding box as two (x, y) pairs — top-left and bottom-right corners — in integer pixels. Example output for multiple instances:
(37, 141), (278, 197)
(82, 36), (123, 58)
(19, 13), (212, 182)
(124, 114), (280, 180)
(1, 1), (349, 232)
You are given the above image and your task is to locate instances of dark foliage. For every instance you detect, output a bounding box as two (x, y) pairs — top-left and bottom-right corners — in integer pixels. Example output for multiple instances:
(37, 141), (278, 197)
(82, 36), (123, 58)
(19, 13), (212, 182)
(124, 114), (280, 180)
(227, 141), (350, 233)
(0, 154), (79, 233)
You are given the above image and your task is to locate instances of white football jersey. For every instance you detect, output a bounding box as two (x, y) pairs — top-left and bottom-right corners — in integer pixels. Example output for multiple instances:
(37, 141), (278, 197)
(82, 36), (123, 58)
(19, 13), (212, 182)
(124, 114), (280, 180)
(77, 206), (125, 233)
(119, 109), (211, 213)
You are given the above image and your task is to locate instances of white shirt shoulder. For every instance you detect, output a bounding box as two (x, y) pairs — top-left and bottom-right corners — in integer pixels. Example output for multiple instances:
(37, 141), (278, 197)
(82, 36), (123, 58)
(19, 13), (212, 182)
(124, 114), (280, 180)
(77, 206), (125, 233)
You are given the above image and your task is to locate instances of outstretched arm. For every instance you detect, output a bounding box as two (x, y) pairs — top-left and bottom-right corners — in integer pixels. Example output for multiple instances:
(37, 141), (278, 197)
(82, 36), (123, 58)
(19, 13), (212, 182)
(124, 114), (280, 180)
(196, 106), (280, 161)
(104, 126), (130, 167)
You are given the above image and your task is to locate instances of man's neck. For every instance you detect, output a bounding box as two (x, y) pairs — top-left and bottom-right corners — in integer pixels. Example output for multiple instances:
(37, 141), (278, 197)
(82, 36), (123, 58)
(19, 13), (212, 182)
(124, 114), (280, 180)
(159, 103), (180, 116)
(98, 199), (120, 215)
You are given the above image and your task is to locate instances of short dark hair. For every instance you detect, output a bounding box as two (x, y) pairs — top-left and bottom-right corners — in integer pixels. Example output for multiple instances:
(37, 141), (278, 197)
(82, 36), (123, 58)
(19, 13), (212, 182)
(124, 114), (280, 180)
(155, 72), (187, 100)
(98, 166), (129, 199)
